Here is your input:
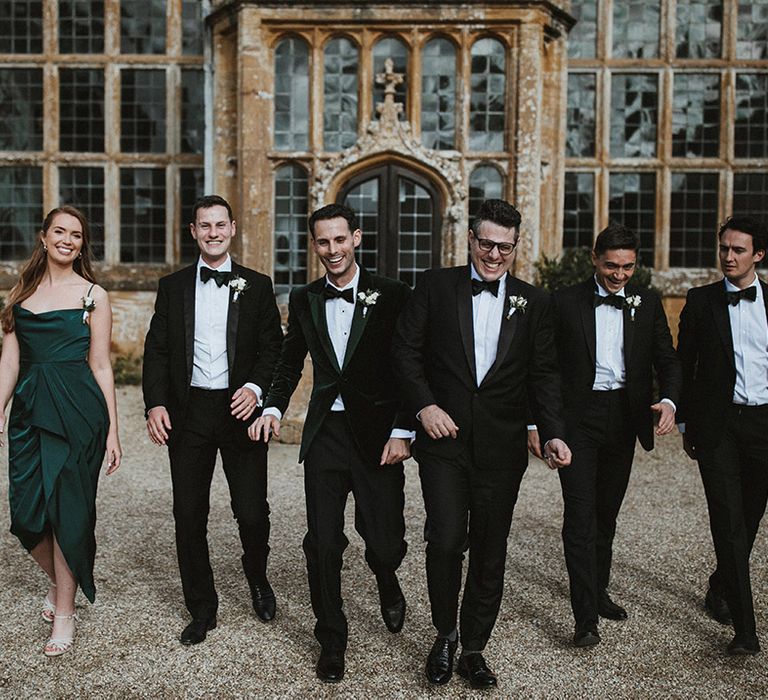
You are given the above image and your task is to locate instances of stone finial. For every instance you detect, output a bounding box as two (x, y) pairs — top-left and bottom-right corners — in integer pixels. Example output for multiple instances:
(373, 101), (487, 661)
(375, 57), (404, 121)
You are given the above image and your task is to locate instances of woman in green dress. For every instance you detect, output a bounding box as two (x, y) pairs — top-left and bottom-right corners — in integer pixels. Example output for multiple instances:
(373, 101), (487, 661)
(0, 205), (122, 657)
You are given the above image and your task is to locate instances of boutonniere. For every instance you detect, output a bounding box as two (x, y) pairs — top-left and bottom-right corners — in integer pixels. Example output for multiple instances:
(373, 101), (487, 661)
(624, 294), (641, 321)
(507, 295), (528, 319)
(229, 275), (249, 302)
(357, 288), (380, 317)
(81, 295), (96, 324)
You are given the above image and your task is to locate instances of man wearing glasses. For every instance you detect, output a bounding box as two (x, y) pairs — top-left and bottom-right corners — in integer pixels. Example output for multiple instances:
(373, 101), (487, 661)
(392, 199), (571, 689)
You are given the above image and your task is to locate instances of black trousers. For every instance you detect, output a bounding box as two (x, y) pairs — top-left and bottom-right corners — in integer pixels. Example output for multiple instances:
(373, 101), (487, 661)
(416, 443), (526, 652)
(558, 390), (636, 629)
(168, 388), (271, 620)
(697, 404), (768, 639)
(303, 411), (407, 653)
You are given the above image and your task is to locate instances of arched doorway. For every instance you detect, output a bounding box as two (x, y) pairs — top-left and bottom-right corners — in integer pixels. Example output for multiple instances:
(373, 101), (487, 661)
(337, 164), (442, 286)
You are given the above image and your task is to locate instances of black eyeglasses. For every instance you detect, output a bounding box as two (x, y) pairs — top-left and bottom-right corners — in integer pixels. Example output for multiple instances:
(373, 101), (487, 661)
(470, 230), (517, 256)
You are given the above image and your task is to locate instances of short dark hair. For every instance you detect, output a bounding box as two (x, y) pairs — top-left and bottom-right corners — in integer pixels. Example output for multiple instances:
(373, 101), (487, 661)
(192, 195), (233, 223)
(593, 222), (639, 255)
(308, 203), (359, 238)
(471, 199), (521, 236)
(717, 215), (768, 254)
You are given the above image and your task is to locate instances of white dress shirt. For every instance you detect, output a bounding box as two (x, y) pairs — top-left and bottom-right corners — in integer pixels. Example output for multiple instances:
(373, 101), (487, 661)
(727, 276), (768, 406)
(471, 265), (506, 385)
(593, 280), (626, 391)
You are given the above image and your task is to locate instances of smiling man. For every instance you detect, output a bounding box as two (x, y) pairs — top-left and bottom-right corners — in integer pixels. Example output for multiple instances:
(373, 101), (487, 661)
(678, 215), (768, 656)
(529, 222), (680, 647)
(142, 195), (283, 645)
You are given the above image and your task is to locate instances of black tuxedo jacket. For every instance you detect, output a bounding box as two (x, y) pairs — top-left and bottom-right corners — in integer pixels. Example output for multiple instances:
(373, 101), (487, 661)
(142, 261), (283, 433)
(391, 265), (565, 470)
(677, 279), (768, 450)
(552, 278), (681, 451)
(264, 267), (412, 464)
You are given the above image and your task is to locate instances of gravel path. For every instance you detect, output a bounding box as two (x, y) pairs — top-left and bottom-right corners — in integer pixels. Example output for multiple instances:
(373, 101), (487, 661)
(1, 386), (766, 698)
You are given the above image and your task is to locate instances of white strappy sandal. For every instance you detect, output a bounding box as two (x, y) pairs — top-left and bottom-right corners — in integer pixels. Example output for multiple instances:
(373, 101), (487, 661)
(41, 584), (56, 623)
(44, 613), (78, 657)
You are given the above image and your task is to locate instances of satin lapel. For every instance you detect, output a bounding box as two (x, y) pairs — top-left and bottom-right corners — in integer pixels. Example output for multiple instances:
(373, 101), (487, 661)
(712, 282), (735, 368)
(481, 275), (519, 386)
(183, 267), (196, 384)
(622, 287), (635, 367)
(342, 269), (372, 370)
(225, 266), (239, 378)
(580, 283), (597, 367)
(456, 273), (477, 384)
(308, 285), (342, 374)
(762, 280), (768, 326)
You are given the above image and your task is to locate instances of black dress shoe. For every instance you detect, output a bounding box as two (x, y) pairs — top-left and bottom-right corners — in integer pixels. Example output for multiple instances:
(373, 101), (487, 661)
(726, 634), (760, 656)
(705, 588), (732, 626)
(456, 653), (497, 689)
(316, 649), (345, 682)
(598, 591), (628, 620)
(180, 616), (217, 646)
(573, 627), (601, 647)
(376, 573), (406, 633)
(249, 580), (276, 622)
(425, 636), (457, 685)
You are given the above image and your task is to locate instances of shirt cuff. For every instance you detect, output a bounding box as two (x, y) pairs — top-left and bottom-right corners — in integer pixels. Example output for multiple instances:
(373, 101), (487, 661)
(390, 429), (416, 441)
(261, 406), (283, 421)
(243, 382), (263, 406)
(527, 424), (537, 431)
(660, 397), (676, 412)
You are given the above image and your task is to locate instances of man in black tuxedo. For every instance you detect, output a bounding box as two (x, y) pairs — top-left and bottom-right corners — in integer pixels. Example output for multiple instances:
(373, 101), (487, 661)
(529, 223), (681, 647)
(391, 199), (571, 689)
(249, 203), (412, 683)
(678, 215), (768, 656)
(142, 195), (283, 645)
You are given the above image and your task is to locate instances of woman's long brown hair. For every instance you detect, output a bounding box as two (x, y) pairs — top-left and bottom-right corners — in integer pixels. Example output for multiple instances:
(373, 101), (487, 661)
(1, 205), (97, 334)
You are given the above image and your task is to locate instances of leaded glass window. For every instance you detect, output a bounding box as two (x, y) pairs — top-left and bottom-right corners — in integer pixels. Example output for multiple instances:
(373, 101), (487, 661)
(373, 36), (407, 117)
(120, 167), (166, 263)
(60, 166), (105, 259)
(675, 0), (722, 58)
(608, 172), (656, 262)
(669, 172), (719, 267)
(737, 0), (768, 59)
(568, 1), (597, 59)
(398, 178), (434, 287)
(121, 0), (166, 54)
(567, 73), (596, 157)
(735, 73), (768, 159)
(323, 37), (358, 152)
(563, 172), (595, 249)
(612, 0), (660, 58)
(59, 1), (104, 54)
(672, 73), (720, 157)
(274, 37), (309, 151)
(469, 165), (504, 216)
(180, 168), (205, 262)
(0, 68), (43, 150)
(610, 73), (658, 158)
(181, 0), (203, 55)
(121, 69), (166, 153)
(274, 163), (308, 300)
(342, 177), (379, 271)
(60, 68), (105, 152)
(0, 0), (42, 53)
(469, 37), (506, 152)
(0, 166), (42, 259)
(734, 172), (768, 223)
(181, 68), (204, 154)
(421, 37), (456, 150)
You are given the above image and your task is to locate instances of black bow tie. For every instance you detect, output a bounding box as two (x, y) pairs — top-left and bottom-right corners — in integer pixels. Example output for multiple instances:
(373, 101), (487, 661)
(726, 286), (757, 306)
(323, 285), (355, 303)
(594, 293), (624, 310)
(471, 278), (500, 297)
(200, 267), (231, 287)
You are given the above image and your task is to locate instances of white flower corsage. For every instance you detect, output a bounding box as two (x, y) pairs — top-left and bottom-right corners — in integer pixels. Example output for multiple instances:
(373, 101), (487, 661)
(507, 295), (528, 319)
(357, 289), (380, 317)
(624, 294), (641, 321)
(81, 295), (96, 324)
(229, 275), (249, 302)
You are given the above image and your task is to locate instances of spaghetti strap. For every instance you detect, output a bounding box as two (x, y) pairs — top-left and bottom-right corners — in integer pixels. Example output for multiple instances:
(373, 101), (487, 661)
(86, 283), (95, 297)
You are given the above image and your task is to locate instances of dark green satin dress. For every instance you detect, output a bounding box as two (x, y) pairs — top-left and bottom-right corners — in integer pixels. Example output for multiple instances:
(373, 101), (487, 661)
(8, 305), (108, 603)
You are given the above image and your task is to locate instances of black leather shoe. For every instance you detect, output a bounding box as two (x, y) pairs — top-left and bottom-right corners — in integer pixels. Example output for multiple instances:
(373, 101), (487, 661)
(456, 653), (497, 689)
(249, 580), (276, 622)
(376, 573), (406, 633)
(705, 588), (732, 626)
(598, 590), (628, 620)
(316, 649), (345, 682)
(573, 627), (601, 647)
(180, 616), (216, 646)
(425, 636), (457, 685)
(726, 634), (760, 656)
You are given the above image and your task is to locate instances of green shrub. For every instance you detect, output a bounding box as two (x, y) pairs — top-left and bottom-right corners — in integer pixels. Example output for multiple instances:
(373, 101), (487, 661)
(112, 353), (142, 385)
(535, 247), (653, 292)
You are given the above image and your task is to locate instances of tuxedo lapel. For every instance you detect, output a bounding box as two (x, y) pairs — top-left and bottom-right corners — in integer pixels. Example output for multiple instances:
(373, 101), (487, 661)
(456, 272), (477, 384)
(622, 287), (635, 367)
(711, 282), (735, 368)
(342, 268), (372, 370)
(481, 274), (519, 386)
(308, 283), (342, 374)
(183, 266), (196, 384)
(762, 280), (768, 326)
(579, 282), (597, 367)
(226, 265), (240, 378)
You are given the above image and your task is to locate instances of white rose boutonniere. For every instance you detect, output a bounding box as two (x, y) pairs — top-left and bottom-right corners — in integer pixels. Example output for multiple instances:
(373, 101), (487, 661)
(507, 295), (528, 319)
(229, 275), (249, 302)
(81, 295), (96, 324)
(357, 289), (381, 317)
(624, 294), (641, 321)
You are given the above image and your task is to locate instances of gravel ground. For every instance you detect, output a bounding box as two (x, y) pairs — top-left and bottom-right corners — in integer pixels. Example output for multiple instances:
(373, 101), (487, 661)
(1, 385), (767, 699)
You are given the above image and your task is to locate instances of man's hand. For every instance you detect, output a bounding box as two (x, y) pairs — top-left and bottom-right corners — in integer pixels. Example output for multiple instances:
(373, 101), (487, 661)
(419, 404), (459, 440)
(527, 428), (543, 459)
(146, 406), (172, 446)
(231, 387), (259, 421)
(380, 437), (410, 465)
(249, 414), (280, 442)
(651, 401), (676, 435)
(682, 433), (697, 460)
(543, 438), (572, 469)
